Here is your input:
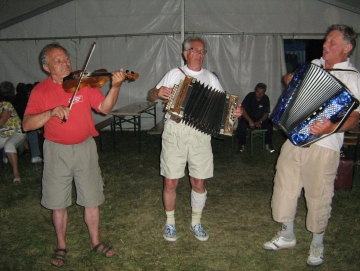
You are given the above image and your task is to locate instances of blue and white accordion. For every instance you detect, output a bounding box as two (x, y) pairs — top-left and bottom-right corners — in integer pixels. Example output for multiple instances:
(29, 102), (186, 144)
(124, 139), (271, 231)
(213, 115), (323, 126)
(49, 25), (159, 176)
(271, 62), (359, 147)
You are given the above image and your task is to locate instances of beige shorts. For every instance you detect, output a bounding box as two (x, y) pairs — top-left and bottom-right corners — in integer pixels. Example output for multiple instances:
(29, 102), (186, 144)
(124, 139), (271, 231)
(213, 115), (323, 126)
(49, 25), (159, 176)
(271, 140), (339, 232)
(41, 137), (104, 210)
(160, 120), (213, 179)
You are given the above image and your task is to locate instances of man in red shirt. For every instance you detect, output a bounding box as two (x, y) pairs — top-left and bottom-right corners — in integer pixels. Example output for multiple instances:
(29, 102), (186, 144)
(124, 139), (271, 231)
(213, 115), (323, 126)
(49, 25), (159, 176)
(23, 42), (125, 267)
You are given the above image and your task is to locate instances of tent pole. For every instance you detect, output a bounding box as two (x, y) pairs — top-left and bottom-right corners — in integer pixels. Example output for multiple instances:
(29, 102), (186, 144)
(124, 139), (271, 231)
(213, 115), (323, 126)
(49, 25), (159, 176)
(181, 0), (185, 66)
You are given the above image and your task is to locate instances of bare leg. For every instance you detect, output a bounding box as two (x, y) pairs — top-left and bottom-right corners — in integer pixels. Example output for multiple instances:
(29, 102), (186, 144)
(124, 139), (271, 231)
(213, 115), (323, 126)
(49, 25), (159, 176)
(85, 206), (114, 257)
(190, 177), (205, 193)
(51, 208), (68, 266)
(6, 152), (20, 179)
(163, 178), (179, 211)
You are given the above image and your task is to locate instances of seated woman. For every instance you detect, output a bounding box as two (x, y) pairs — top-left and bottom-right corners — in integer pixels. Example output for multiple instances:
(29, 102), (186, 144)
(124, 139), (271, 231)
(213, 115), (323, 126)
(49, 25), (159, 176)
(0, 92), (25, 184)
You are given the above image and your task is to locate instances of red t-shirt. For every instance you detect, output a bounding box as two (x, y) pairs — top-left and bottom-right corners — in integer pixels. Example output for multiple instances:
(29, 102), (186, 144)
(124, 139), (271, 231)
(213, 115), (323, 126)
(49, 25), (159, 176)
(25, 76), (105, 144)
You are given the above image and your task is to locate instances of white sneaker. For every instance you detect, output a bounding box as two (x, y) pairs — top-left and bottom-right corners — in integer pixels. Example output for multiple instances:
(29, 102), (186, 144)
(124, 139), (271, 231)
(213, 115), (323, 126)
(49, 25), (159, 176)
(265, 144), (276, 153)
(262, 231), (296, 251)
(3, 158), (8, 164)
(31, 156), (42, 163)
(190, 223), (209, 241)
(163, 224), (177, 242)
(306, 243), (324, 267)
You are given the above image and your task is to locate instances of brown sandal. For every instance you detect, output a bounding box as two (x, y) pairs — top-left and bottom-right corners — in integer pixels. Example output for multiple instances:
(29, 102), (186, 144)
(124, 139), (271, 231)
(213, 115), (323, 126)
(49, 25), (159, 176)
(51, 248), (67, 267)
(92, 242), (114, 258)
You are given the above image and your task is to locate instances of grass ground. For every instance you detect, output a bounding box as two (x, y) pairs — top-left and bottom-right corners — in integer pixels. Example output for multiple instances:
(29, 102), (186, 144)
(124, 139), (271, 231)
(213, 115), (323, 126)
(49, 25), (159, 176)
(1, 130), (360, 271)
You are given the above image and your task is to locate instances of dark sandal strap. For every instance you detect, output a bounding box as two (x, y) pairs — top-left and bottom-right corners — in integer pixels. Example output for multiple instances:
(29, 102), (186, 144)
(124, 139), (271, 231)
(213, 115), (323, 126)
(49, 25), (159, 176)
(54, 248), (67, 253)
(93, 242), (113, 257)
(51, 249), (67, 266)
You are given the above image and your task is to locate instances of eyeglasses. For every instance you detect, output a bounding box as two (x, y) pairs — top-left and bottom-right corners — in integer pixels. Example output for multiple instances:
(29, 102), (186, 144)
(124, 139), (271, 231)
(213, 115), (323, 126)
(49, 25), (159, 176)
(187, 48), (207, 55)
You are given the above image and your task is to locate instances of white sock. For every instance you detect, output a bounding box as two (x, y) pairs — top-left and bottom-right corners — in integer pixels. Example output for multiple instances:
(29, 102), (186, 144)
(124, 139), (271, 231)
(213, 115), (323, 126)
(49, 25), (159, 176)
(191, 189), (207, 227)
(191, 208), (202, 226)
(166, 210), (175, 225)
(280, 222), (294, 238)
(312, 231), (325, 245)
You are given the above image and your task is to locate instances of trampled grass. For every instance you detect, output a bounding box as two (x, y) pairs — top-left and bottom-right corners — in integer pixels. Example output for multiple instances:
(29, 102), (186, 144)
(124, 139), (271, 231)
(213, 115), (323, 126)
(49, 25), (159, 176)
(1, 130), (359, 270)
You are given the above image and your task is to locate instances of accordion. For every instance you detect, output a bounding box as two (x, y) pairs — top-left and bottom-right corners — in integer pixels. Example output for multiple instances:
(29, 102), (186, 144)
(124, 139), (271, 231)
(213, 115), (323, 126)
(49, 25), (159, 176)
(165, 76), (239, 136)
(272, 62), (359, 147)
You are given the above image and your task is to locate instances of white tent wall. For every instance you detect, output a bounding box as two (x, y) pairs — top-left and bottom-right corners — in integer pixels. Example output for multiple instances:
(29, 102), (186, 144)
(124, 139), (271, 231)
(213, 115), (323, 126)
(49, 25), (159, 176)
(0, 0), (360, 130)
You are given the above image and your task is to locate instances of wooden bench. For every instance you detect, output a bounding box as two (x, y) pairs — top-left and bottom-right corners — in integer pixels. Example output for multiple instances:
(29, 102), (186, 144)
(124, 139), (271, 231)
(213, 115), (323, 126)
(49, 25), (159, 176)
(343, 134), (358, 146)
(94, 116), (114, 152)
(147, 120), (164, 154)
(231, 128), (267, 155)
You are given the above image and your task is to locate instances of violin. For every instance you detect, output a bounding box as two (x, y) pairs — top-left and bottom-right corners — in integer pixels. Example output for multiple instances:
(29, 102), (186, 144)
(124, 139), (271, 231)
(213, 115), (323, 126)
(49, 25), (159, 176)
(62, 69), (139, 93)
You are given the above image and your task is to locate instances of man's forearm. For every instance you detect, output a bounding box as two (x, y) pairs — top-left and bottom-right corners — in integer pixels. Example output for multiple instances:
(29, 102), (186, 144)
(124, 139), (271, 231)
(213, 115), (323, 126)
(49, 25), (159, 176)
(147, 87), (159, 102)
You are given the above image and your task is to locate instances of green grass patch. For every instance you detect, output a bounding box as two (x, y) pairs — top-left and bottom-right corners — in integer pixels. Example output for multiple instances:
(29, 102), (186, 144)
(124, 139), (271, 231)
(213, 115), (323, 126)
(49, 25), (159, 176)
(1, 130), (359, 270)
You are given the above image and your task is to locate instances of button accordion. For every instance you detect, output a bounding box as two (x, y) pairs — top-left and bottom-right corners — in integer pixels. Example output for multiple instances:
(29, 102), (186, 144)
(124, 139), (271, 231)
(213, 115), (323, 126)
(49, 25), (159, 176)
(165, 76), (239, 136)
(271, 62), (359, 147)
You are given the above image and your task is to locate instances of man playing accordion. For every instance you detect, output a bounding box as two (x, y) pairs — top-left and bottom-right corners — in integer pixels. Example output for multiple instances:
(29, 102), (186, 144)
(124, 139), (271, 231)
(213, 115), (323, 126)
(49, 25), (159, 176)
(263, 25), (360, 267)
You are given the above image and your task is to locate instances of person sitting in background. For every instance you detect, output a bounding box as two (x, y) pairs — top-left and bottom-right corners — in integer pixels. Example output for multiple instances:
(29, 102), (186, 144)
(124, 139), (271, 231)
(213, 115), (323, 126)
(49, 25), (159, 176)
(13, 82), (42, 163)
(236, 83), (275, 153)
(0, 82), (25, 184)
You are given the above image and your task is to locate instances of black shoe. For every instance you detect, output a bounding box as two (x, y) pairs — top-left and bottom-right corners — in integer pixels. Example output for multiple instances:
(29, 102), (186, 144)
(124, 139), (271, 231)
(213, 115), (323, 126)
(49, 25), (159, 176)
(265, 144), (275, 153)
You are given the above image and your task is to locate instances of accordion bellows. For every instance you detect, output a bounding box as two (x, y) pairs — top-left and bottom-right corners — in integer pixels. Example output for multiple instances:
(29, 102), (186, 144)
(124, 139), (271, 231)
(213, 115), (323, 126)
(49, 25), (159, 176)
(165, 76), (239, 136)
(271, 62), (359, 147)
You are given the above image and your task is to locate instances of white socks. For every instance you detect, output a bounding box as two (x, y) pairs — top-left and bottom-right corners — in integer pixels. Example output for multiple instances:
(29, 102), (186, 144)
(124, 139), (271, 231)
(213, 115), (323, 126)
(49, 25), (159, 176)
(166, 210), (175, 225)
(165, 190), (207, 227)
(191, 189), (207, 226)
(280, 222), (295, 238)
(312, 231), (325, 245)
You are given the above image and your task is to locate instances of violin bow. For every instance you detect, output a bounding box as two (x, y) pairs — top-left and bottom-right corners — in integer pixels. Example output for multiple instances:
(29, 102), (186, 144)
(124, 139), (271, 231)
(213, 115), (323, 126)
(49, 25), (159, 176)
(62, 42), (97, 123)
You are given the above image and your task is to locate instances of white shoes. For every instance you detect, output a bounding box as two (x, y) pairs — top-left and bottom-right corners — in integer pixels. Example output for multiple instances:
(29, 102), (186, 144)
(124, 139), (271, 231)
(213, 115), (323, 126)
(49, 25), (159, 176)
(263, 232), (324, 267)
(306, 243), (324, 267)
(262, 231), (296, 251)
(190, 223), (209, 241)
(163, 224), (177, 242)
(31, 156), (42, 163)
(3, 156), (42, 163)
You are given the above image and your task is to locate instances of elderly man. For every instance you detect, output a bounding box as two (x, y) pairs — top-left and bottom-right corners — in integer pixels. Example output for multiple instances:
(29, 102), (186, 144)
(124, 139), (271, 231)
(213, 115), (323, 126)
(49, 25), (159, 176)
(148, 36), (242, 242)
(263, 25), (360, 267)
(23, 42), (125, 267)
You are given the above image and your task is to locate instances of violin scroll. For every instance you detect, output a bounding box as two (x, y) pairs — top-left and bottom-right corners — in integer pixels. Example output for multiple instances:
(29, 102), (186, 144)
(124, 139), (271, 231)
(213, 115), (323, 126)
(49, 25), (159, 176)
(125, 70), (139, 82)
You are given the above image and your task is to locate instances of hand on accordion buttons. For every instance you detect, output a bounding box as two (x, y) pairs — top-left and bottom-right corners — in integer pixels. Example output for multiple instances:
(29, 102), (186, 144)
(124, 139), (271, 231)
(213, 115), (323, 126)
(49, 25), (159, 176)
(158, 86), (172, 100)
(283, 73), (294, 85)
(309, 117), (334, 135)
(234, 104), (243, 120)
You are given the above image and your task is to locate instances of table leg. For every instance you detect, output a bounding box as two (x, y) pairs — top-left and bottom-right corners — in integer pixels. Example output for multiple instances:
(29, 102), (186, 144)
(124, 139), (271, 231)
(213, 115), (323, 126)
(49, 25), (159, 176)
(138, 115), (142, 153)
(153, 105), (157, 126)
(112, 120), (116, 152)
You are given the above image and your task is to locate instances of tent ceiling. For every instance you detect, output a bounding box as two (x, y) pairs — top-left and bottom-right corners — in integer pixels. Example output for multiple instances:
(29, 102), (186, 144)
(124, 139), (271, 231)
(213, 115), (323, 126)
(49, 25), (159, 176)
(0, 0), (72, 30)
(0, 0), (359, 32)
(318, 0), (360, 14)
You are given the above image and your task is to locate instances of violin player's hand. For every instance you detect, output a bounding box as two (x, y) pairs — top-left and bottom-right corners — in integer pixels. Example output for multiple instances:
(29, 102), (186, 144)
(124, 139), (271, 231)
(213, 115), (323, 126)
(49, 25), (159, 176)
(52, 105), (70, 121)
(111, 68), (126, 88)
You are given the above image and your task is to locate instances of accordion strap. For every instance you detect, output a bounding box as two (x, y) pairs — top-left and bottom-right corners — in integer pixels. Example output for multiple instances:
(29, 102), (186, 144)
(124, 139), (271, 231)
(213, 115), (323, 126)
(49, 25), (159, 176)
(178, 67), (187, 75)
(319, 64), (359, 73)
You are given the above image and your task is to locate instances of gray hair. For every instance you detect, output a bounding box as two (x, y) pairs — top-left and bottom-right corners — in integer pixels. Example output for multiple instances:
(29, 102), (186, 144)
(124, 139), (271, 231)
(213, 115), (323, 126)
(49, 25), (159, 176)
(39, 42), (69, 65)
(183, 36), (207, 51)
(325, 24), (357, 56)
